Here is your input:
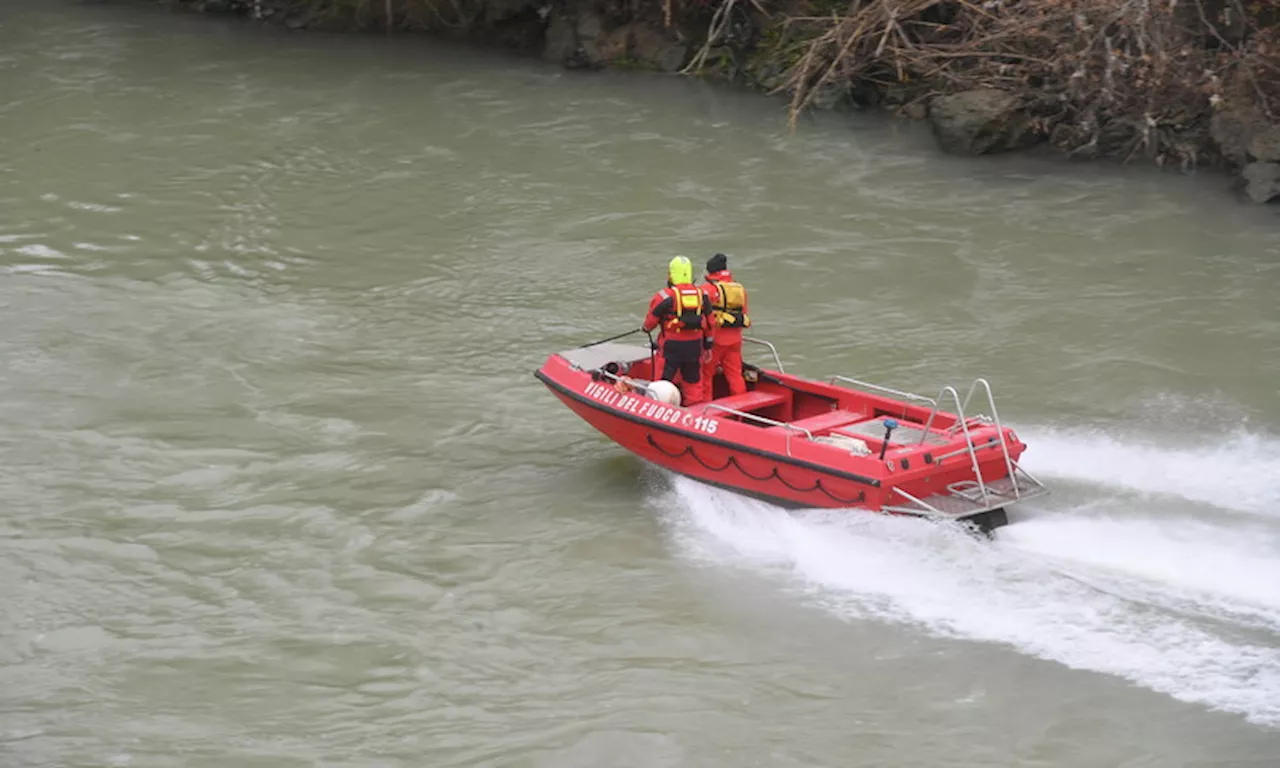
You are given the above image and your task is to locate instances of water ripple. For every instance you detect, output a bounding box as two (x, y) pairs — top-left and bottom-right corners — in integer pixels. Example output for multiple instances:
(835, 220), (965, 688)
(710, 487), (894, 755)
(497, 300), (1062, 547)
(1, 2), (1278, 766)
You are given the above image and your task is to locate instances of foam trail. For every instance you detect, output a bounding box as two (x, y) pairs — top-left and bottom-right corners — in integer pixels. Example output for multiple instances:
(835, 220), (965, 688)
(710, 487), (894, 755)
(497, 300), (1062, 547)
(1017, 426), (1280, 517)
(657, 474), (1280, 729)
(999, 512), (1280, 632)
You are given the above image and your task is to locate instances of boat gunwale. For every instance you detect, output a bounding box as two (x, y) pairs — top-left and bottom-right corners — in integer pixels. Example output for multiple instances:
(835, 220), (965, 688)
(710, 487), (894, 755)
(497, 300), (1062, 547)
(537, 362), (893, 489)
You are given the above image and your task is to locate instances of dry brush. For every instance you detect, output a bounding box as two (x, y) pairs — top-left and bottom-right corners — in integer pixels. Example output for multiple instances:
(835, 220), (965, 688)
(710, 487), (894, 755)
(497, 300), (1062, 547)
(729, 0), (1280, 166)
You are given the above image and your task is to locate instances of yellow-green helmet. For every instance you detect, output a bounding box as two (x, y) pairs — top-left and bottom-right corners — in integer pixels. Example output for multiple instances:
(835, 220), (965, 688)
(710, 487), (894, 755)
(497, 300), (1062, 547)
(667, 255), (693, 285)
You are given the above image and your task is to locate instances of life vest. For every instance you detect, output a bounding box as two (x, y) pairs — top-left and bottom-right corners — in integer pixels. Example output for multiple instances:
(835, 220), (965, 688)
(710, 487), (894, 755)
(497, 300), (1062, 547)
(709, 280), (750, 329)
(663, 284), (705, 333)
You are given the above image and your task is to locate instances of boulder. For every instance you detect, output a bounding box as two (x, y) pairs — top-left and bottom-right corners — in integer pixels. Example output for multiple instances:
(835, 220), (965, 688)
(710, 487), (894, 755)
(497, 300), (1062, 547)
(545, 15), (688, 72)
(1241, 162), (1280, 204)
(581, 23), (628, 67)
(575, 8), (603, 47)
(629, 24), (688, 73)
(743, 58), (787, 92)
(1210, 108), (1268, 167)
(1094, 118), (1139, 159)
(927, 89), (1038, 156)
(900, 101), (928, 121)
(803, 81), (850, 111)
(1247, 126), (1280, 163)
(542, 11), (577, 64)
(538, 9), (623, 68)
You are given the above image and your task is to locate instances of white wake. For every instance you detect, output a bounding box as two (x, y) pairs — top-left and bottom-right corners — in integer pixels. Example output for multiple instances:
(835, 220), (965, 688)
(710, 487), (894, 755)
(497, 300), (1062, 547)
(1015, 425), (1280, 518)
(650, 424), (1280, 729)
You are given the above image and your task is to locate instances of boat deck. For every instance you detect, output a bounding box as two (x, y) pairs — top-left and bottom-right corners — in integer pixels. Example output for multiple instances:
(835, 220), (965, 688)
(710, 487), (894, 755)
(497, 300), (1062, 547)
(834, 416), (950, 446)
(883, 474), (1048, 519)
(560, 342), (653, 372)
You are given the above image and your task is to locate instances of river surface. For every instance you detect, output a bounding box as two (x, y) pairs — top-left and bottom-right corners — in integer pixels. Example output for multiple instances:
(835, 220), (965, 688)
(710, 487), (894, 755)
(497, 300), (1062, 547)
(2, 2), (1280, 766)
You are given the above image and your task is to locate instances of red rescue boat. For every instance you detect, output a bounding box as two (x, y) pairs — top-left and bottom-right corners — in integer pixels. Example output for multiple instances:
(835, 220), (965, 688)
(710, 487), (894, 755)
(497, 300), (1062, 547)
(534, 330), (1049, 534)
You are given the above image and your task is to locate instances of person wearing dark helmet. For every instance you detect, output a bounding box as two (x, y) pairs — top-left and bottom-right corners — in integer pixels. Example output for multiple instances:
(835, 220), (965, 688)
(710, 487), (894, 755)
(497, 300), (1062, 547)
(700, 252), (750, 397)
(642, 255), (714, 406)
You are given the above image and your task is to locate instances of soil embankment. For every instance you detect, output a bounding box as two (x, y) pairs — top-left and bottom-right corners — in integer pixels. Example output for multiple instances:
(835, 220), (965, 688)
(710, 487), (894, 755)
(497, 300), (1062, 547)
(162, 1), (1280, 203)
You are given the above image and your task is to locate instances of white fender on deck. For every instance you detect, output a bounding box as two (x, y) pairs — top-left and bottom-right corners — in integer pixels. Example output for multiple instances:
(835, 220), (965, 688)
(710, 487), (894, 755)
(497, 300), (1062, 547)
(813, 434), (871, 456)
(643, 380), (681, 406)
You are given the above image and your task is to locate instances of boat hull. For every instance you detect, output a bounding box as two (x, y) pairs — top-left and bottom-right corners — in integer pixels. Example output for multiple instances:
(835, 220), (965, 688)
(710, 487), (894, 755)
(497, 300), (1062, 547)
(539, 371), (878, 509)
(534, 338), (1048, 534)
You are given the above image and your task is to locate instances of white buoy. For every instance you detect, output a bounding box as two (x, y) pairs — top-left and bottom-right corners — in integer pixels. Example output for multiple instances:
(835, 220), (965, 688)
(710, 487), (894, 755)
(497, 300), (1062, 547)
(644, 380), (681, 406)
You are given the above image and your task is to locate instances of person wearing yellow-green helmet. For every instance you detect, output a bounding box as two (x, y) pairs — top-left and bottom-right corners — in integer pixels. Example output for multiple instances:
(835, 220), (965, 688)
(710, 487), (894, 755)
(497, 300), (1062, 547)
(642, 255), (714, 406)
(666, 255), (693, 285)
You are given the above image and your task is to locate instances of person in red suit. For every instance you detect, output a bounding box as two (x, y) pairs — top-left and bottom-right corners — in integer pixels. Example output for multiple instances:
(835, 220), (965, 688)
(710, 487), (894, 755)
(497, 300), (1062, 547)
(700, 252), (750, 398)
(642, 255), (714, 406)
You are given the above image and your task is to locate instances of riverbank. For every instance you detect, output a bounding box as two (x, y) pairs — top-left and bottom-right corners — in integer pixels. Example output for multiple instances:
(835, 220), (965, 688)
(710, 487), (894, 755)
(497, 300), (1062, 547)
(157, 0), (1280, 204)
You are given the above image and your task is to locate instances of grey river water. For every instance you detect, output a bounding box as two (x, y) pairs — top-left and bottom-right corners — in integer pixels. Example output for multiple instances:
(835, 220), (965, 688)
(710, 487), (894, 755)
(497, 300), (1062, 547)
(3, 1), (1280, 766)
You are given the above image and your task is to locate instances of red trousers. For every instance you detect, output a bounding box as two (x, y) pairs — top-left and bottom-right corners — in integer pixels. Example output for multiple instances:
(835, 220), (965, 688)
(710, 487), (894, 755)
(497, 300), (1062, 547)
(703, 342), (745, 397)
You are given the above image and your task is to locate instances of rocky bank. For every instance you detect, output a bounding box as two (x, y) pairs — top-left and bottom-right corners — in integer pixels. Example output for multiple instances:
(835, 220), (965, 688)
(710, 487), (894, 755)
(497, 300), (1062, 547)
(161, 0), (1280, 204)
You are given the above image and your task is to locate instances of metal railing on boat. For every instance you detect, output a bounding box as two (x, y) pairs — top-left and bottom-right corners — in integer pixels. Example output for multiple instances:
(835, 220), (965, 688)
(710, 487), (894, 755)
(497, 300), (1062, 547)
(741, 337), (784, 373)
(817, 364), (1046, 513)
(819, 374), (1000, 504)
(741, 339), (1022, 505)
(699, 404), (813, 457)
(826, 376), (938, 409)
(575, 330), (1047, 517)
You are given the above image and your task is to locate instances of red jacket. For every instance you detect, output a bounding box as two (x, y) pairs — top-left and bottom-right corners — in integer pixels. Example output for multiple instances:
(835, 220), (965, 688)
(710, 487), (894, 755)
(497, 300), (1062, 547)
(643, 283), (713, 343)
(701, 269), (749, 345)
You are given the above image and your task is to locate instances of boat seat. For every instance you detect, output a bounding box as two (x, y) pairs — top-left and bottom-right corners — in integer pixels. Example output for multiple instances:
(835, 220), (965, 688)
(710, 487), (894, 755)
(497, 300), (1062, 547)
(704, 389), (788, 416)
(779, 409), (866, 435)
